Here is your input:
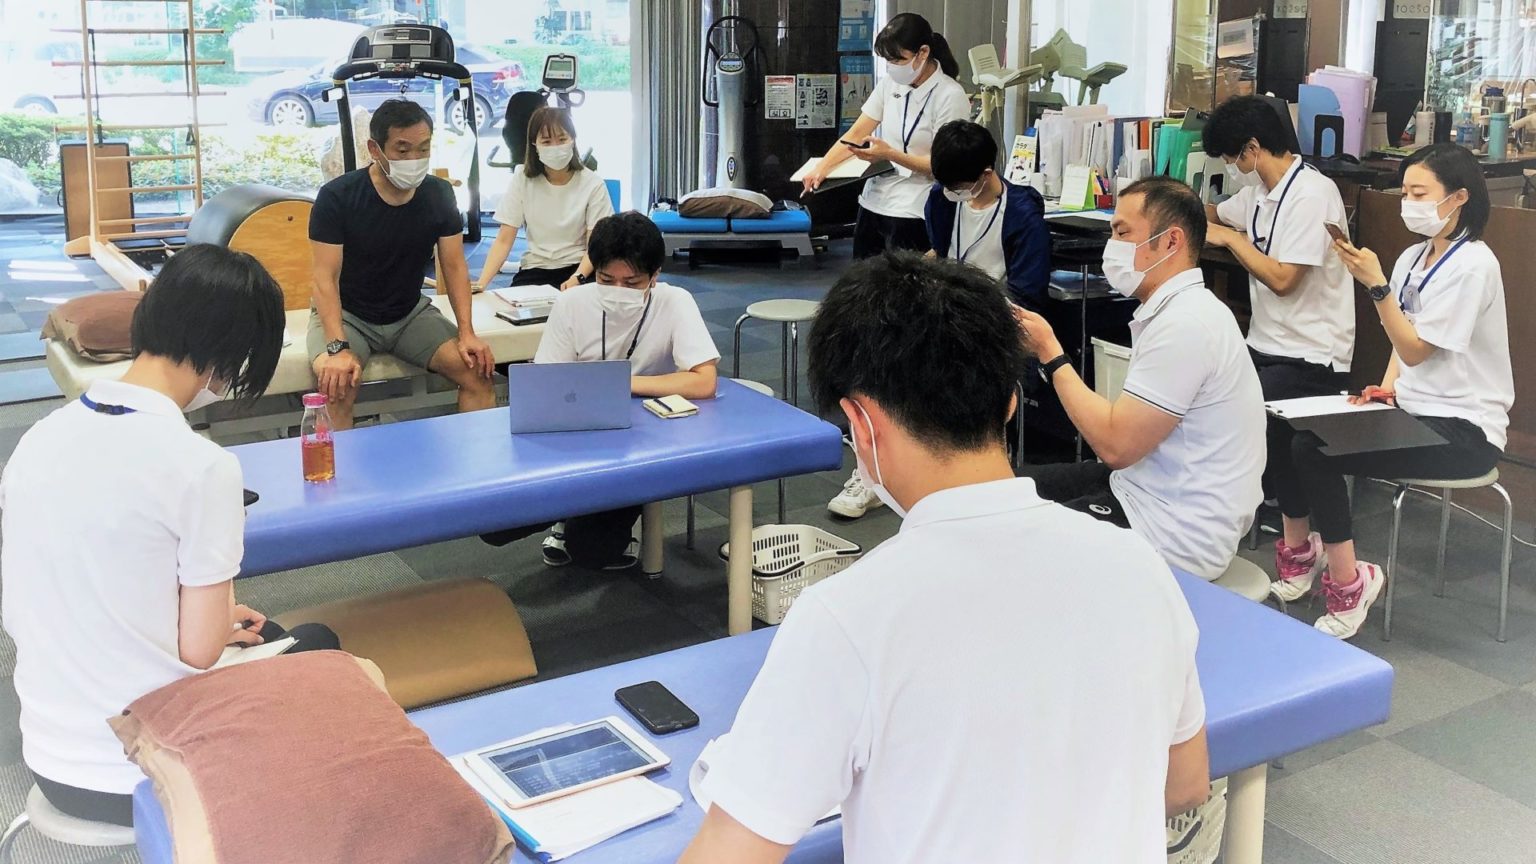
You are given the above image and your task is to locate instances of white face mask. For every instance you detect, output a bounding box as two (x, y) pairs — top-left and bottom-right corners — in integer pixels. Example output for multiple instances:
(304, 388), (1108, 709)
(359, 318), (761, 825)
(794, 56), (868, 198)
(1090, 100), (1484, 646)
(1224, 158), (1261, 189)
(597, 282), (649, 315)
(185, 375), (225, 412)
(942, 175), (985, 204)
(1101, 228), (1175, 298)
(852, 401), (906, 519)
(1401, 193), (1459, 237)
(382, 156), (430, 190)
(885, 52), (923, 87)
(537, 142), (574, 170)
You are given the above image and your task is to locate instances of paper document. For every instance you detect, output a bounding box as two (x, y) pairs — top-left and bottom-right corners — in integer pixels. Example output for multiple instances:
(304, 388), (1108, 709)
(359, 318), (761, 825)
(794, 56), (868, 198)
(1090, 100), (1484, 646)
(1264, 395), (1392, 419)
(215, 637), (297, 669)
(453, 757), (680, 861)
(490, 285), (561, 308)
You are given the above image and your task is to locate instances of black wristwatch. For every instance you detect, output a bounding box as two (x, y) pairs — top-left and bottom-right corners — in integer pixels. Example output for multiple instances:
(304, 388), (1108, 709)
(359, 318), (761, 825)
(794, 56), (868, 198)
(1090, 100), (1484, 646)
(1040, 353), (1072, 382)
(1366, 283), (1392, 302)
(325, 339), (350, 356)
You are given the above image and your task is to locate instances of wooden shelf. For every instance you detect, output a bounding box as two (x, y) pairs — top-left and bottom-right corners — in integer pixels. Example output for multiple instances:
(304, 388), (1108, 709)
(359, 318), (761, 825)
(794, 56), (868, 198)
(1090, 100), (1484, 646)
(59, 90), (227, 100)
(102, 229), (190, 242)
(98, 184), (198, 195)
(63, 27), (223, 36)
(52, 59), (224, 67)
(98, 215), (191, 227)
(93, 154), (195, 164)
(55, 123), (221, 132)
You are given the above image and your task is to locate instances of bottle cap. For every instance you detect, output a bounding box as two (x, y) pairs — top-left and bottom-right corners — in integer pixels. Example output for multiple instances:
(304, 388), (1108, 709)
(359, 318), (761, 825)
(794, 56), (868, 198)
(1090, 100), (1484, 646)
(302, 393), (327, 408)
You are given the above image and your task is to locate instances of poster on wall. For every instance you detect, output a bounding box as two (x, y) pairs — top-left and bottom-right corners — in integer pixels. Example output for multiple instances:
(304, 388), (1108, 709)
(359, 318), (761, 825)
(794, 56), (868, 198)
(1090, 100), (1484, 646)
(1274, 0), (1308, 17)
(797, 74), (837, 129)
(838, 0), (876, 52)
(839, 55), (874, 133)
(765, 75), (795, 120)
(1392, 0), (1432, 18)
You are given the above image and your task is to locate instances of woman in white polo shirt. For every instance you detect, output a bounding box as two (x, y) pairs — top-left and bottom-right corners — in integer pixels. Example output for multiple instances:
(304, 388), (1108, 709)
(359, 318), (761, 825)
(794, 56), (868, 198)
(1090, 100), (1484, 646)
(477, 106), (615, 290)
(799, 13), (971, 259)
(1281, 144), (1512, 640)
(0, 246), (339, 826)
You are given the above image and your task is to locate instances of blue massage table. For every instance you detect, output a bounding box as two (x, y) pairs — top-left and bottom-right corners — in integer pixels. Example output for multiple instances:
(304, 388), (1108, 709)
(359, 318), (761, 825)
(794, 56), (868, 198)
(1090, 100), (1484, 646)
(132, 570), (1392, 864)
(232, 379), (843, 634)
(650, 209), (814, 259)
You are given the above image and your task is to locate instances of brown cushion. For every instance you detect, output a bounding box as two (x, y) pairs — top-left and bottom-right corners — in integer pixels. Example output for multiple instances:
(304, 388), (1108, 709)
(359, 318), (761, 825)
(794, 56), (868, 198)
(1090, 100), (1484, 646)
(41, 291), (143, 362)
(677, 187), (774, 219)
(110, 652), (513, 864)
(273, 578), (538, 709)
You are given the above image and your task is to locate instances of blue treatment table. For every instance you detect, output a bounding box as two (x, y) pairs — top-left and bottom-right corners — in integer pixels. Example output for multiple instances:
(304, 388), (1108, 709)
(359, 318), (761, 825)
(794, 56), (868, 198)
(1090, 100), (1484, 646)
(234, 379), (843, 634)
(132, 570), (1392, 864)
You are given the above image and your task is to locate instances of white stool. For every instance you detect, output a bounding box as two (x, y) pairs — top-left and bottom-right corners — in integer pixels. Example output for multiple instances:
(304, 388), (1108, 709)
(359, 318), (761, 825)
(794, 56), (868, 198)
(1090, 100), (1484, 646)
(0, 786), (135, 863)
(686, 378), (777, 549)
(1383, 469), (1513, 642)
(1213, 556), (1286, 615)
(731, 299), (819, 408)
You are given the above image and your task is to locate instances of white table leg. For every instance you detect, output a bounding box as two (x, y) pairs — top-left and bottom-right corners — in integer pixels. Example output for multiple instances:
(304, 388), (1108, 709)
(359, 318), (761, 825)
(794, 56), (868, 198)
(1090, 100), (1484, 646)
(641, 501), (665, 577)
(727, 485), (753, 635)
(1221, 764), (1268, 864)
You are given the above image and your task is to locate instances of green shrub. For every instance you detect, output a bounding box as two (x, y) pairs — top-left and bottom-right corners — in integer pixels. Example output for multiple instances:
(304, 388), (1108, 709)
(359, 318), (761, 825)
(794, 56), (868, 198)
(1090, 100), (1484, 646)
(0, 115), (63, 169)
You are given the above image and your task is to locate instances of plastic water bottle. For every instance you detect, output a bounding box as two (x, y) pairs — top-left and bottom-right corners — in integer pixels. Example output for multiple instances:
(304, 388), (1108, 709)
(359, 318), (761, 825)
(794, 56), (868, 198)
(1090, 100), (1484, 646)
(1456, 113), (1476, 146)
(300, 393), (335, 482)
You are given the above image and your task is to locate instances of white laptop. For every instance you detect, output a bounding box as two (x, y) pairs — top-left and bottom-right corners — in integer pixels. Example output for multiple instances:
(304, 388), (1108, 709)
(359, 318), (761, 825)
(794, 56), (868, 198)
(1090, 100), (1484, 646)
(506, 360), (633, 433)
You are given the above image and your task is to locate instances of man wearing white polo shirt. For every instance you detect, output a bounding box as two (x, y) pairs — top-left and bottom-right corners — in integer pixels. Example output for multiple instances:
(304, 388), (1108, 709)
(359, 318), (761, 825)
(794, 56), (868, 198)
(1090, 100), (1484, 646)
(1013, 177), (1266, 582)
(680, 252), (1210, 864)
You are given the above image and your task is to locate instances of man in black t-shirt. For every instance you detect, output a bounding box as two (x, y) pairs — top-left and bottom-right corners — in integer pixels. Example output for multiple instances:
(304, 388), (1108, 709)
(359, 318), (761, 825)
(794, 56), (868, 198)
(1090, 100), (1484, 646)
(308, 99), (495, 429)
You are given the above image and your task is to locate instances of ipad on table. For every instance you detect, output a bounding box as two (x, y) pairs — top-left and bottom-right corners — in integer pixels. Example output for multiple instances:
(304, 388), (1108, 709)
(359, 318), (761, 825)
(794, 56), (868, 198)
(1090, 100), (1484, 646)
(465, 716), (670, 809)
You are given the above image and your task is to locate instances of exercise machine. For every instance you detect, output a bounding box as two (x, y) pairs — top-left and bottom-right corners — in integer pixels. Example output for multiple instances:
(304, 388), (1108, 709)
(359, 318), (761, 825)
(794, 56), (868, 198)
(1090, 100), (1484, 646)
(185, 184), (316, 311)
(1028, 30), (1128, 124)
(968, 44), (1042, 131)
(329, 24), (483, 242)
(702, 15), (763, 189)
(495, 53), (589, 169)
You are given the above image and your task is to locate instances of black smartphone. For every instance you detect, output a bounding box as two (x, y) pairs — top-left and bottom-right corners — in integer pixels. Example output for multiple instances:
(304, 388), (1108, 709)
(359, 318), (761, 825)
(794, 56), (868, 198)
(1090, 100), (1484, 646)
(615, 681), (699, 735)
(243, 489), (260, 507)
(839, 139), (872, 149)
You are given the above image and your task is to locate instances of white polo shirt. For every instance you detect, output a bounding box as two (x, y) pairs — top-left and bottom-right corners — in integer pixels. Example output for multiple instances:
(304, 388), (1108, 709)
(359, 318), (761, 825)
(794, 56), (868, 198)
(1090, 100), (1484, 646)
(0, 379), (245, 794)
(534, 281), (720, 377)
(858, 71), (971, 220)
(700, 478), (1204, 864)
(493, 168), (614, 270)
(1389, 238), (1513, 450)
(949, 191), (1007, 282)
(1112, 269), (1266, 581)
(1216, 155), (1356, 371)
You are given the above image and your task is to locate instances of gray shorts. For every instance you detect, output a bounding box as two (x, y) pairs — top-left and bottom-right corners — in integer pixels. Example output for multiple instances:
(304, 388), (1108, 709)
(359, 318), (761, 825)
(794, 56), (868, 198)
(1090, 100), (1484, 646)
(307, 296), (458, 371)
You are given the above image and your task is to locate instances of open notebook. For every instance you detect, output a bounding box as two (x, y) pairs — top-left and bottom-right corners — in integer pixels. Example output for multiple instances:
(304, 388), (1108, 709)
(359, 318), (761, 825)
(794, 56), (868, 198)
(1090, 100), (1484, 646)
(791, 156), (894, 193)
(214, 637), (297, 669)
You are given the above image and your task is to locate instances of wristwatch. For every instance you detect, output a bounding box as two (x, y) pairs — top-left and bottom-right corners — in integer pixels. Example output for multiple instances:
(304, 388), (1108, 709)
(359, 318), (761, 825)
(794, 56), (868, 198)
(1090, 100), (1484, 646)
(1366, 283), (1392, 302)
(1039, 353), (1072, 382)
(325, 339), (350, 356)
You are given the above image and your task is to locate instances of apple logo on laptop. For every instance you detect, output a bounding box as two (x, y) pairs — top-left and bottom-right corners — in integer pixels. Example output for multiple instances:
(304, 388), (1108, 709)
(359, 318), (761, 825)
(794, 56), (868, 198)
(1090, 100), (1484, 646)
(564, 391), (578, 404)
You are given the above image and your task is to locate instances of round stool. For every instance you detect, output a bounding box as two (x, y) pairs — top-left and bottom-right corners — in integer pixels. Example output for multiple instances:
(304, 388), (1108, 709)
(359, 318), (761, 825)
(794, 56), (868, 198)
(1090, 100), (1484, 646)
(0, 786), (135, 863)
(1213, 556), (1279, 607)
(687, 379), (777, 550)
(732, 299), (819, 407)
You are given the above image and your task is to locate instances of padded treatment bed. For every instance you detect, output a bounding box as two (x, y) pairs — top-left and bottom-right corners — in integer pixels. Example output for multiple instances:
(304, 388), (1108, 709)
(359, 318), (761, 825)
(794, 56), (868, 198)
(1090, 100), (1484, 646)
(650, 208), (813, 259)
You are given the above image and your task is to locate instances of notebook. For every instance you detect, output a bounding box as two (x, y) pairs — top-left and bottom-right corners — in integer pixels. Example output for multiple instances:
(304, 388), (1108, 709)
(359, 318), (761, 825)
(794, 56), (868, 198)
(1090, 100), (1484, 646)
(214, 637), (297, 669)
(791, 157), (894, 194)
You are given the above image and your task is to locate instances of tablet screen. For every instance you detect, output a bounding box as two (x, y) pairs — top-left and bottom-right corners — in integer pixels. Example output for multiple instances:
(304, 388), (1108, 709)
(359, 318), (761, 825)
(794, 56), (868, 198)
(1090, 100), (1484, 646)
(480, 720), (655, 799)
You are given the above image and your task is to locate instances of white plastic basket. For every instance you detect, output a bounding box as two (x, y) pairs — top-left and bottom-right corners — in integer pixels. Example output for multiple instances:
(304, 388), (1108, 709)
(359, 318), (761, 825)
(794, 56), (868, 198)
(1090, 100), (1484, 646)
(719, 524), (862, 624)
(1091, 337), (1131, 400)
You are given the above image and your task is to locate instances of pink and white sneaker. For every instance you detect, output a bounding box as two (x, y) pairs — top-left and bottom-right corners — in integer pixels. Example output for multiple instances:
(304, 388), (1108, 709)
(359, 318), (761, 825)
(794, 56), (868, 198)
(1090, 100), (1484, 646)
(1271, 533), (1324, 602)
(1314, 562), (1386, 639)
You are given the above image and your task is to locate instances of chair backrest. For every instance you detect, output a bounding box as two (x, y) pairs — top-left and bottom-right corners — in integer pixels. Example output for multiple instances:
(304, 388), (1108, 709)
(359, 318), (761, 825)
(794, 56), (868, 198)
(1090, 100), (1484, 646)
(605, 178), (621, 212)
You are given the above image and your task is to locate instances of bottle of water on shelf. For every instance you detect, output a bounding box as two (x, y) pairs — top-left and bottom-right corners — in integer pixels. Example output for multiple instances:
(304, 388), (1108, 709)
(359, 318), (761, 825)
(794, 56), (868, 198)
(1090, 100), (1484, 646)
(300, 393), (335, 482)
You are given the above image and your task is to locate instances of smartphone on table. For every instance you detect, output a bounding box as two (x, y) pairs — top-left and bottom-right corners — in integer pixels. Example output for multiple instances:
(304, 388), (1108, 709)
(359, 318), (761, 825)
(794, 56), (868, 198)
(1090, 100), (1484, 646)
(615, 681), (700, 735)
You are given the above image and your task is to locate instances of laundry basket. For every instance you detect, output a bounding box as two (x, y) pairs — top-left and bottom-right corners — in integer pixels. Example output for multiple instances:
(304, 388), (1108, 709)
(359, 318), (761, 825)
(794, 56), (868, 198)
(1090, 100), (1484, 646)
(719, 524), (862, 624)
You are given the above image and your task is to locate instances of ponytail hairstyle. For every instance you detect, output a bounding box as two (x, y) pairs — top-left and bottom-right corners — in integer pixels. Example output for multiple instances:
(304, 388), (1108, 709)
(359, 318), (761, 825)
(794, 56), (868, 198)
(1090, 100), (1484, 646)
(874, 13), (960, 79)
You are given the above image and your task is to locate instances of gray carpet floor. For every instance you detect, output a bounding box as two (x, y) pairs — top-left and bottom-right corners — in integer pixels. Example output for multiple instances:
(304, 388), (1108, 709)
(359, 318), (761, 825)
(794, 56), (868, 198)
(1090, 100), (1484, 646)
(0, 216), (1533, 863)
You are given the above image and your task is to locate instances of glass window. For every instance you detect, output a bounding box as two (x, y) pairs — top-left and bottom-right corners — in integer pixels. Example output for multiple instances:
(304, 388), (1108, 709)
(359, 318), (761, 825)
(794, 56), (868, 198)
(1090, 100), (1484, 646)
(1425, 0), (1536, 120)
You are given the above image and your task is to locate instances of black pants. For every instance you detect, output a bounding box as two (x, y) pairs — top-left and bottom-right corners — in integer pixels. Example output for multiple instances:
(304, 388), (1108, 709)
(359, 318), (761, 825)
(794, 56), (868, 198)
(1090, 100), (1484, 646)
(510, 263), (580, 287)
(1015, 461), (1131, 528)
(1251, 348), (1349, 513)
(1289, 415), (1501, 544)
(851, 207), (930, 259)
(30, 621), (339, 827)
(480, 505), (643, 568)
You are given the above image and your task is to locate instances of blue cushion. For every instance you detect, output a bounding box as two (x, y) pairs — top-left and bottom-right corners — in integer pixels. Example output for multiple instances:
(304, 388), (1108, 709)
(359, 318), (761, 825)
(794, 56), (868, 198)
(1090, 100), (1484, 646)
(650, 210), (729, 234)
(730, 209), (811, 234)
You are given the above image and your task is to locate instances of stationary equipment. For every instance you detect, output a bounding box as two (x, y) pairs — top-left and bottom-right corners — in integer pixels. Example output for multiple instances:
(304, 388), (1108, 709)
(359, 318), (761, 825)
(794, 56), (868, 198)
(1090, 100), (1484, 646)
(968, 44), (1043, 129)
(185, 184), (316, 310)
(1028, 29), (1128, 123)
(496, 53), (589, 169)
(330, 24), (482, 242)
(702, 15), (763, 189)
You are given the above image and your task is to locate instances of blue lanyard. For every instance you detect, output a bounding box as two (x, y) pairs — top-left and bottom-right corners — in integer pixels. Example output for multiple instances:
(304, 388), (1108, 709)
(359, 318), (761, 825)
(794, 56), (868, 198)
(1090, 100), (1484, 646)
(1250, 161), (1311, 255)
(899, 86), (937, 153)
(600, 293), (653, 361)
(1398, 237), (1468, 312)
(954, 191), (1004, 264)
(79, 394), (135, 415)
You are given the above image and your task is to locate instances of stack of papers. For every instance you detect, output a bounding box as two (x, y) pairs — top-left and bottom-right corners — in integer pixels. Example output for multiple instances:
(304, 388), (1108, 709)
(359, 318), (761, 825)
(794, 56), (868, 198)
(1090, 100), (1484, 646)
(491, 285), (561, 309)
(452, 757), (681, 862)
(1264, 395), (1391, 419)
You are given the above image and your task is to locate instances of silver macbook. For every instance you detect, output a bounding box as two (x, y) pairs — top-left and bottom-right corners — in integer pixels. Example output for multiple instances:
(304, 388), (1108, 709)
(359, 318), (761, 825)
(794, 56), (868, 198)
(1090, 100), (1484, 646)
(506, 360), (633, 433)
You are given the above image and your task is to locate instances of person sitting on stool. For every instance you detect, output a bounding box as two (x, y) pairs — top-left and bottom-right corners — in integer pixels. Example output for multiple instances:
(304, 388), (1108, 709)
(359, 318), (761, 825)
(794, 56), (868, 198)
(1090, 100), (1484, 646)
(0, 246), (339, 828)
(1201, 95), (1357, 593)
(1282, 143), (1512, 639)
(475, 105), (614, 291)
(1012, 177), (1266, 582)
(482, 212), (719, 569)
(308, 98), (496, 430)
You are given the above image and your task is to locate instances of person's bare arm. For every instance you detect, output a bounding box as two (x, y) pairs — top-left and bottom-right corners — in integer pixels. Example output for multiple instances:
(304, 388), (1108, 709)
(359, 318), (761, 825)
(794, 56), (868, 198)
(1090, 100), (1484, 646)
(476, 225), (520, 290)
(677, 806), (793, 864)
(801, 115), (877, 193)
(438, 233), (495, 377)
(632, 360), (718, 401)
(310, 240), (361, 399)
(1207, 224), (1308, 296)
(178, 582), (260, 669)
(1166, 726), (1211, 817)
(1333, 239), (1437, 366)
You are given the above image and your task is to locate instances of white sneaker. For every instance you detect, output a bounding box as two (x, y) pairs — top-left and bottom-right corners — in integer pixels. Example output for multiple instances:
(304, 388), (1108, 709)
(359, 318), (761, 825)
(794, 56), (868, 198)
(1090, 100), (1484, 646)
(827, 470), (882, 518)
(499, 260), (518, 274)
(1166, 777), (1227, 864)
(1271, 532), (1324, 602)
(1314, 562), (1386, 639)
(541, 522), (571, 567)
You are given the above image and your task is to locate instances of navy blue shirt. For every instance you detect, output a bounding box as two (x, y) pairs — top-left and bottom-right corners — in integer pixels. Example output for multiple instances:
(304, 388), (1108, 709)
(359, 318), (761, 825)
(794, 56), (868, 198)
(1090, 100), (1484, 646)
(925, 179), (1050, 308)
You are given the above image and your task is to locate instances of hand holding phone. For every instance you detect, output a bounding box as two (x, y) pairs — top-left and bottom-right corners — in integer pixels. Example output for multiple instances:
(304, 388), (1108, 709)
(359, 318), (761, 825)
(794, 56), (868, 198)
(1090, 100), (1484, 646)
(1324, 222), (1349, 243)
(839, 139), (872, 149)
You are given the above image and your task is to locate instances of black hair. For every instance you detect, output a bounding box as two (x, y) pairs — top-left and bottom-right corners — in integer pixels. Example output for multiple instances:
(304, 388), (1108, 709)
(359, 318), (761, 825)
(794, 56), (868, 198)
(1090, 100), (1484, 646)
(587, 211), (665, 276)
(1202, 95), (1291, 158)
(1400, 143), (1490, 241)
(874, 13), (960, 79)
(369, 98), (433, 145)
(808, 252), (1023, 453)
(130, 244), (284, 401)
(1120, 176), (1206, 260)
(930, 120), (997, 187)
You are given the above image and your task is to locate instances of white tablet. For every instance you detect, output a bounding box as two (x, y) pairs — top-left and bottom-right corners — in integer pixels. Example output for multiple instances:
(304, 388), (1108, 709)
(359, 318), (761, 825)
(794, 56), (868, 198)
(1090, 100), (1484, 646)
(466, 716), (670, 808)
